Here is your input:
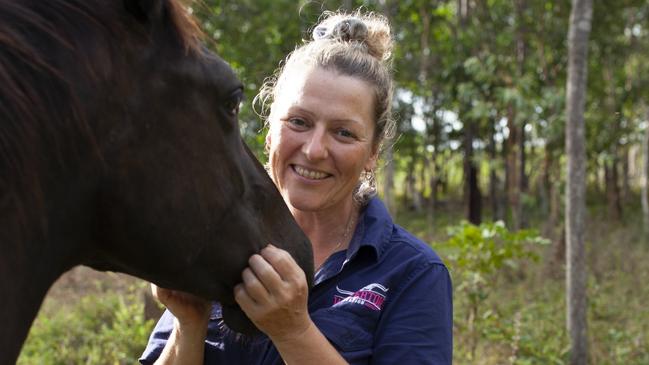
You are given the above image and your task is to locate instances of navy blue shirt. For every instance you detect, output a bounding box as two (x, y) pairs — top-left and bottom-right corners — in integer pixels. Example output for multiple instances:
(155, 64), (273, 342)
(140, 197), (453, 364)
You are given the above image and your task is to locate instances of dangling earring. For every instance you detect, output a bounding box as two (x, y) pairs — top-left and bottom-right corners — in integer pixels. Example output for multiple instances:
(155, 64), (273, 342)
(363, 169), (376, 192)
(354, 169), (377, 205)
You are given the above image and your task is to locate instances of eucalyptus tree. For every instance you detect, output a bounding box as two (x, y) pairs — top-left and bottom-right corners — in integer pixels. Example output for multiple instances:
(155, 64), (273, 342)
(565, 0), (593, 363)
(643, 117), (649, 231)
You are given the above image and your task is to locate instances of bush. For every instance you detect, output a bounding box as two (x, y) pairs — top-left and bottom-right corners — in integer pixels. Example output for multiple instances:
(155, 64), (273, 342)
(17, 285), (155, 365)
(437, 220), (550, 362)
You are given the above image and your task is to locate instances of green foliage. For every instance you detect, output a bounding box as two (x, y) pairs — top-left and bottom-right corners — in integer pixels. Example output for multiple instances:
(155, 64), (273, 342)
(441, 220), (548, 277)
(17, 286), (154, 365)
(436, 220), (550, 362)
(397, 205), (649, 365)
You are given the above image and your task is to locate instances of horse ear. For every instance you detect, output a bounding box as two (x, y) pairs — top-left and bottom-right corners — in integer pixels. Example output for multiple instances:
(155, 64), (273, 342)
(124, 0), (164, 23)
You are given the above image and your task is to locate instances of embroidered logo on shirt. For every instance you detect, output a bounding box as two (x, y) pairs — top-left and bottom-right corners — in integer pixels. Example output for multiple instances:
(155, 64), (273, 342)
(333, 283), (389, 311)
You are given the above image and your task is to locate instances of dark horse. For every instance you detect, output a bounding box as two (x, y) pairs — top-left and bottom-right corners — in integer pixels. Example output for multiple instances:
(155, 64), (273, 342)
(0, 0), (313, 362)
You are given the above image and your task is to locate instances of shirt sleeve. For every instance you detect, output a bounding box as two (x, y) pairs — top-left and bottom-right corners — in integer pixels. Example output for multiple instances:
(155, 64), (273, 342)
(139, 310), (175, 364)
(372, 263), (453, 364)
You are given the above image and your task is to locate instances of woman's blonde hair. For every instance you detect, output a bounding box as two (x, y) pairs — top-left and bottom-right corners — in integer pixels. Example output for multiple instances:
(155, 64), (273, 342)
(257, 10), (396, 204)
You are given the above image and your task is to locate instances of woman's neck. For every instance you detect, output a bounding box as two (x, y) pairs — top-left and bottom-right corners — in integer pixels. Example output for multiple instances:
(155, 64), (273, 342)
(289, 200), (359, 269)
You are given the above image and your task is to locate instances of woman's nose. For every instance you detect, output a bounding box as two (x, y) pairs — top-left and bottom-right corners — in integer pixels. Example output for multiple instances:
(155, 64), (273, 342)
(302, 129), (329, 161)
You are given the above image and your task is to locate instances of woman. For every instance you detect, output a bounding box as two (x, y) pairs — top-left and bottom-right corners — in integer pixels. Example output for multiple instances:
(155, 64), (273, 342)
(141, 10), (452, 365)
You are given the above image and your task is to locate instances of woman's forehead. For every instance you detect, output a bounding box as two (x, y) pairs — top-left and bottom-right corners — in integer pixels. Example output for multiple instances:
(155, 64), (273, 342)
(275, 67), (374, 110)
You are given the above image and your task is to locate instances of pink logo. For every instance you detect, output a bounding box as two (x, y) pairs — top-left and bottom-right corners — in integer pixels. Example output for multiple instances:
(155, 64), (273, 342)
(333, 283), (389, 311)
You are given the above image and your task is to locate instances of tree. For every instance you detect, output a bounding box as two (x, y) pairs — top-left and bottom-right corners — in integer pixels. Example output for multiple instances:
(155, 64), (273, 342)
(565, 0), (593, 363)
(643, 109), (649, 233)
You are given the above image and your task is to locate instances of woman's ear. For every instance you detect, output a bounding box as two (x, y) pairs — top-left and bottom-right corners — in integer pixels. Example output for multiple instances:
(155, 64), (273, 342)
(364, 152), (378, 172)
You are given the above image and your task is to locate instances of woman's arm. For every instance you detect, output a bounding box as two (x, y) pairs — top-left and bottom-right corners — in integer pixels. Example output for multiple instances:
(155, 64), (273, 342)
(150, 286), (212, 365)
(234, 245), (348, 365)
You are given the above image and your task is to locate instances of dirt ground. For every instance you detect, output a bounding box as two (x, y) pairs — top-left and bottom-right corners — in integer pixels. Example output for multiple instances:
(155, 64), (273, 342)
(40, 265), (166, 322)
(46, 266), (142, 302)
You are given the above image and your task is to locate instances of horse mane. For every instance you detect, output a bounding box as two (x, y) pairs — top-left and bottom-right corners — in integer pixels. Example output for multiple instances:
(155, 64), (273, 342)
(0, 0), (203, 234)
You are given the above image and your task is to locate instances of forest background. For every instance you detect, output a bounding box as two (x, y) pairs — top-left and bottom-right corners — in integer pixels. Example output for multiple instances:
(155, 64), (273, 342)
(17, 0), (649, 364)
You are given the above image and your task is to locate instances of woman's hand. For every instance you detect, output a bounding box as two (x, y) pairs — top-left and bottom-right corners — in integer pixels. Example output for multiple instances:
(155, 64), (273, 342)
(151, 284), (212, 328)
(234, 244), (311, 343)
(150, 285), (211, 365)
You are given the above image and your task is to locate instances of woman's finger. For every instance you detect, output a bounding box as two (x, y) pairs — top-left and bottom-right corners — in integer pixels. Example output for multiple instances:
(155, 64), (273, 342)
(234, 283), (258, 313)
(248, 251), (284, 291)
(241, 266), (270, 303)
(261, 245), (306, 284)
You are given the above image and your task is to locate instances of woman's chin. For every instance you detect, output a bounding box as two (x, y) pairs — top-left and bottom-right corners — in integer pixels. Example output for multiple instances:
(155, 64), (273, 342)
(286, 196), (326, 212)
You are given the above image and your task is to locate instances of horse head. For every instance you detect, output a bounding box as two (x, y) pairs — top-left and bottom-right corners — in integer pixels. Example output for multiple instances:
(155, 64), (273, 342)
(0, 0), (312, 361)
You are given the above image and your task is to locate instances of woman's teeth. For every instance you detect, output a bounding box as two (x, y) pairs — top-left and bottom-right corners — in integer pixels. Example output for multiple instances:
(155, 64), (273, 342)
(294, 165), (328, 180)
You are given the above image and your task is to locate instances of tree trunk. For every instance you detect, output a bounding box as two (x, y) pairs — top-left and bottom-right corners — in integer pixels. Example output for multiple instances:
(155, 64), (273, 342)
(621, 147), (630, 203)
(415, 5), (431, 215)
(467, 163), (482, 225)
(407, 157), (422, 212)
(602, 59), (623, 217)
(427, 128), (440, 232)
(464, 121), (482, 224)
(540, 148), (553, 234)
(489, 117), (503, 221)
(383, 144), (396, 217)
(643, 111), (649, 234)
(519, 123), (528, 228)
(565, 0), (593, 364)
(506, 106), (522, 230)
(595, 159), (605, 196)
(418, 153), (427, 212)
(551, 170), (564, 248)
(605, 157), (622, 221)
(501, 127), (511, 223)
(516, 0), (529, 229)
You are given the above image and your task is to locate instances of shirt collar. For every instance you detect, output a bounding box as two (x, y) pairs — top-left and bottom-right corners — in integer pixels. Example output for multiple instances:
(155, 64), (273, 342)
(345, 196), (394, 263)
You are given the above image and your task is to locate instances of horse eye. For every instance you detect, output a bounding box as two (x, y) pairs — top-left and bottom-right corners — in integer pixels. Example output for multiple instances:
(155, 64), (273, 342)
(226, 89), (243, 116)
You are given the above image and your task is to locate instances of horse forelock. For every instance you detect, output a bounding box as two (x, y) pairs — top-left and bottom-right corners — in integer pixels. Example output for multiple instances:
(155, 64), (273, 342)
(167, 0), (205, 54)
(0, 0), (205, 232)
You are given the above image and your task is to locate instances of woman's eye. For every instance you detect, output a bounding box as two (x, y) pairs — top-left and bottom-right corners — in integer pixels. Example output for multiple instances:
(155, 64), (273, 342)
(288, 118), (308, 128)
(337, 129), (356, 139)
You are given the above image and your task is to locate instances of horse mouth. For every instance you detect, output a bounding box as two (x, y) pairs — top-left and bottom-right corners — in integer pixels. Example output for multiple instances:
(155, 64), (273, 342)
(221, 302), (259, 335)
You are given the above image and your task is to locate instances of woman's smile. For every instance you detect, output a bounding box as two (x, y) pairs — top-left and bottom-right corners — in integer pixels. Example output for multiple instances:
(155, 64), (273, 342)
(291, 164), (332, 180)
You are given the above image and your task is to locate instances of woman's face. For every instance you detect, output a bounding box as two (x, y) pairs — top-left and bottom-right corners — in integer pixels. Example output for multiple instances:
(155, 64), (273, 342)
(266, 66), (377, 213)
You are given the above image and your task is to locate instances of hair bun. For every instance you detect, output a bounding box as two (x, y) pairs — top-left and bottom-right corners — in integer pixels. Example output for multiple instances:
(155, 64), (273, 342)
(312, 12), (392, 62)
(313, 17), (368, 43)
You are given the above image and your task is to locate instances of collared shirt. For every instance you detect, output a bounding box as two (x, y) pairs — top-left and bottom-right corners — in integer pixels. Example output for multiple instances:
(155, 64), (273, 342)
(140, 197), (453, 364)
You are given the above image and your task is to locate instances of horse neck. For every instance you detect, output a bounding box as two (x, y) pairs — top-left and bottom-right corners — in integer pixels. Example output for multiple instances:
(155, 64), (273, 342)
(0, 246), (56, 364)
(0, 213), (76, 363)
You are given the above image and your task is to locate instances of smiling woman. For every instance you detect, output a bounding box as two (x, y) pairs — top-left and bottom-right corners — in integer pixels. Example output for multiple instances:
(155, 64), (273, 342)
(266, 67), (377, 217)
(142, 10), (453, 365)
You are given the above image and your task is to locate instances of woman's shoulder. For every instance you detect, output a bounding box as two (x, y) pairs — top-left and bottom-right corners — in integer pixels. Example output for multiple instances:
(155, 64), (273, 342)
(386, 223), (445, 267)
(358, 196), (447, 270)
